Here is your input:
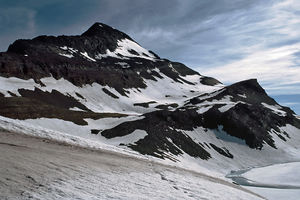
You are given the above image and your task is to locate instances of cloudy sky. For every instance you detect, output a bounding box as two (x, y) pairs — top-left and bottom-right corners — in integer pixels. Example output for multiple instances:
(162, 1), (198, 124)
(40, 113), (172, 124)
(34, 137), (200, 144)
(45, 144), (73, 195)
(0, 0), (299, 114)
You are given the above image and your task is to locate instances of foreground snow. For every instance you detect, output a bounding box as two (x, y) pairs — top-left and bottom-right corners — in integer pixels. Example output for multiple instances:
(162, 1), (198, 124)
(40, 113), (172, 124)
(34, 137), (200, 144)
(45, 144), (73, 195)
(0, 131), (263, 200)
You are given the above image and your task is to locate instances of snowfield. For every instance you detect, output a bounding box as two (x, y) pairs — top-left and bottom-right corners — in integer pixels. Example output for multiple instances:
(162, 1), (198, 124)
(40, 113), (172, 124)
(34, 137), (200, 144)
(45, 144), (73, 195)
(0, 131), (263, 200)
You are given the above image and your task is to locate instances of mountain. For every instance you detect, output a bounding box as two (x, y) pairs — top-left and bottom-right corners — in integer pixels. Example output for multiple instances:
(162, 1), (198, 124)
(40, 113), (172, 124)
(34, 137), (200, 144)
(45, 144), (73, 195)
(0, 22), (300, 174)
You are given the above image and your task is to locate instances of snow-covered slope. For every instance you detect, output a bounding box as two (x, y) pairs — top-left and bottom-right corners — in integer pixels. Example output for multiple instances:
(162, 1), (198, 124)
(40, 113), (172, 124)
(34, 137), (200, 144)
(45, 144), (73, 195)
(0, 131), (264, 200)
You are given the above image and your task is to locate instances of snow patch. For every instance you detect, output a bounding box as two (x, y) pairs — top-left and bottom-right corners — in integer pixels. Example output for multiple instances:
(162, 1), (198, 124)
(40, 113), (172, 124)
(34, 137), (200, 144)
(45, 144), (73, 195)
(0, 76), (37, 96)
(197, 106), (213, 114)
(196, 88), (226, 101)
(218, 103), (236, 112)
(80, 52), (96, 62)
(168, 63), (178, 73)
(69, 107), (86, 112)
(116, 62), (130, 68)
(192, 94), (246, 113)
(95, 39), (157, 61)
(59, 53), (74, 58)
(238, 94), (247, 98)
(180, 74), (201, 84)
(261, 102), (287, 116)
(60, 46), (78, 53)
(60, 46), (68, 50)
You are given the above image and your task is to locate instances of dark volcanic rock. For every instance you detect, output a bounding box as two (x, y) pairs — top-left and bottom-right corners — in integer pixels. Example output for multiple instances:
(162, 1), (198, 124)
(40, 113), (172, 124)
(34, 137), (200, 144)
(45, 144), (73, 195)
(210, 143), (233, 158)
(18, 88), (90, 111)
(187, 79), (300, 149)
(200, 76), (222, 86)
(91, 129), (101, 135)
(101, 109), (211, 160)
(133, 101), (157, 108)
(170, 62), (200, 76)
(102, 88), (119, 99)
(0, 96), (127, 125)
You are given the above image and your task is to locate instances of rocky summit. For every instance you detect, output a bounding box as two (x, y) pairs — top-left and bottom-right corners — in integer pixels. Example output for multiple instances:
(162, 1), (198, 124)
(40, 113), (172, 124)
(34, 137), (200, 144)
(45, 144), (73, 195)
(0, 22), (300, 170)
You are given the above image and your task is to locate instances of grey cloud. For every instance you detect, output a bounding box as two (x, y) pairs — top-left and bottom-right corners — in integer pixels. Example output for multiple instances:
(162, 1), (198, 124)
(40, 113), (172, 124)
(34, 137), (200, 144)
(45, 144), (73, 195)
(0, 7), (37, 50)
(0, 0), (264, 50)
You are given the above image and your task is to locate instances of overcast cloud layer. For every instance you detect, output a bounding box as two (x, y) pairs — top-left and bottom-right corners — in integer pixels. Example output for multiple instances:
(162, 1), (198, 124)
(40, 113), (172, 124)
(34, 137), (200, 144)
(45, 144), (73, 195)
(0, 0), (299, 113)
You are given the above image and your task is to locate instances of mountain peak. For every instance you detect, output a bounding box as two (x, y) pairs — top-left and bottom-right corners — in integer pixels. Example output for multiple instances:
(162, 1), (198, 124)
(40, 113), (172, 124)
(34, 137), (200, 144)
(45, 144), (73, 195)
(81, 22), (113, 36)
(6, 22), (144, 59)
(81, 22), (132, 41)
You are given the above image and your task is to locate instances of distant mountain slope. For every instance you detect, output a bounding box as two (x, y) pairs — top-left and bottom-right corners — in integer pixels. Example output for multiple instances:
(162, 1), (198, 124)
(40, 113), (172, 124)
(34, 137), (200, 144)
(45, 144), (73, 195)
(0, 22), (299, 173)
